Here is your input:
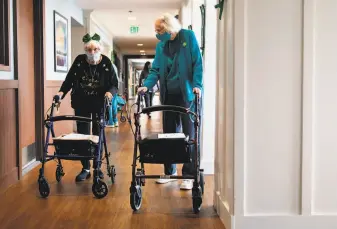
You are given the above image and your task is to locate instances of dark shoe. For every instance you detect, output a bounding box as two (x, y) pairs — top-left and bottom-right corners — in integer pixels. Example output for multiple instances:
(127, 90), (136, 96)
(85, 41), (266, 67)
(75, 169), (91, 182)
(94, 169), (104, 179)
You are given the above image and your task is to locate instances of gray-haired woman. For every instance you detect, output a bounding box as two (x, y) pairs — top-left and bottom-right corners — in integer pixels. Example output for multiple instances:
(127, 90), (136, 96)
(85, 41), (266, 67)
(56, 33), (118, 182)
(138, 13), (203, 190)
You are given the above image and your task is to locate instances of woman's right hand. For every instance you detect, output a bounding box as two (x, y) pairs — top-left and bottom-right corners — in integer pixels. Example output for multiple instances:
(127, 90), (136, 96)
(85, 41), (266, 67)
(137, 87), (148, 94)
(54, 92), (63, 102)
(57, 92), (64, 98)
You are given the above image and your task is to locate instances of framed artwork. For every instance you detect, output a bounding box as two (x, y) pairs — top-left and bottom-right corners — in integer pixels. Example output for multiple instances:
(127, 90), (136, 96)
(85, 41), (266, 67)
(53, 11), (68, 72)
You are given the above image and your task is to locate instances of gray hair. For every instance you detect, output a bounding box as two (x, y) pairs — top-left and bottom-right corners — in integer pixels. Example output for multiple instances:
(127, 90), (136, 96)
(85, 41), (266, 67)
(84, 39), (103, 52)
(158, 13), (182, 33)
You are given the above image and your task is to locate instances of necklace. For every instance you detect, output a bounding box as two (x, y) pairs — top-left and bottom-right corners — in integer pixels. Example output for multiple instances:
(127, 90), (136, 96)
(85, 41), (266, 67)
(89, 64), (97, 79)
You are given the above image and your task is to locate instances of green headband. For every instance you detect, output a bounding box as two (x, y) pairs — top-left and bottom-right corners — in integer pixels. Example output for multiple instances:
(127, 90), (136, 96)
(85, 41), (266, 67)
(82, 33), (101, 43)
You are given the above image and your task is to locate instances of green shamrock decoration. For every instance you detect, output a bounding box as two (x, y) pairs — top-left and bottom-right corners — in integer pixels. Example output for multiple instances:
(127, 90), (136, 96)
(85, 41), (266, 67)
(215, 0), (225, 20)
(183, 42), (187, 47)
(82, 33), (101, 43)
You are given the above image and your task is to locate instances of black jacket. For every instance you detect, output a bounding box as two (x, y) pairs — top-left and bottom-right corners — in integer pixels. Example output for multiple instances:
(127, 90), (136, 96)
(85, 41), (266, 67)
(59, 54), (118, 111)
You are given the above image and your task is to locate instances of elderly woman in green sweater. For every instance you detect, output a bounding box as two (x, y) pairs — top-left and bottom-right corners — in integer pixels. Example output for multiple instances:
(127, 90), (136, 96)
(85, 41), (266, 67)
(138, 13), (203, 190)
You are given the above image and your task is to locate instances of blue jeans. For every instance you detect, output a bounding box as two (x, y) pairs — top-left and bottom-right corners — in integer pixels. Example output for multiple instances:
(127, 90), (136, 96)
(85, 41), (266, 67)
(108, 95), (118, 125)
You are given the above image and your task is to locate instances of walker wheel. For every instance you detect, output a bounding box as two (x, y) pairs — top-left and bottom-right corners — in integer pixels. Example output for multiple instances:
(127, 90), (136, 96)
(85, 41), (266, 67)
(109, 166), (116, 184)
(92, 180), (108, 199)
(55, 166), (65, 182)
(38, 178), (50, 198)
(130, 185), (142, 211)
(120, 116), (127, 123)
(192, 197), (202, 213)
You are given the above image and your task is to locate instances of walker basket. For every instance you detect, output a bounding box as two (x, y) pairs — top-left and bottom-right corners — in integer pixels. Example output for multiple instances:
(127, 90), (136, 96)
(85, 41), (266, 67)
(138, 133), (191, 164)
(53, 133), (99, 159)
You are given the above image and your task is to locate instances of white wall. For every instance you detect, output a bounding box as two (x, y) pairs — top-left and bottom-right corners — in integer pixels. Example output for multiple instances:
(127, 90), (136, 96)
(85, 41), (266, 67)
(244, 0), (303, 215)
(71, 26), (85, 62)
(313, 0), (337, 215)
(215, 0), (337, 228)
(0, 0), (14, 80)
(201, 0), (216, 174)
(180, 0), (192, 28)
(90, 15), (113, 49)
(45, 0), (83, 80)
(191, 0), (203, 47)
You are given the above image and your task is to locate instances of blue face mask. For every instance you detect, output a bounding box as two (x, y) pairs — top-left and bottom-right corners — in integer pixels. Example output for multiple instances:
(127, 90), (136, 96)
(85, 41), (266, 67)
(156, 32), (171, 42)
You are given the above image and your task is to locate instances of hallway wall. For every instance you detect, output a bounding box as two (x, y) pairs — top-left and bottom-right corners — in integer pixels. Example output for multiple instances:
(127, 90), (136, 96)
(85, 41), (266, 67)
(215, 0), (337, 228)
(45, 0), (83, 81)
(312, 0), (337, 215)
(0, 0), (18, 191)
(44, 0), (84, 137)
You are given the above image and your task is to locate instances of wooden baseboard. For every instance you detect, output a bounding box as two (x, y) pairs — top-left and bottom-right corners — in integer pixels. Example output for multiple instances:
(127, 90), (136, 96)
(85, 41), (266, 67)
(0, 167), (18, 193)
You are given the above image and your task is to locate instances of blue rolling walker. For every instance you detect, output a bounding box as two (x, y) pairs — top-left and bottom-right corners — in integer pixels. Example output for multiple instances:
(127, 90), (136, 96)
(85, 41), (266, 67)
(37, 95), (116, 199)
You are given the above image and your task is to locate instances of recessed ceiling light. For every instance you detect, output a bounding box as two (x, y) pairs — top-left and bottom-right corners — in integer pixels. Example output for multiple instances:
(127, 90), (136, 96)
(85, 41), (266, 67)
(137, 44), (143, 46)
(140, 50), (145, 52)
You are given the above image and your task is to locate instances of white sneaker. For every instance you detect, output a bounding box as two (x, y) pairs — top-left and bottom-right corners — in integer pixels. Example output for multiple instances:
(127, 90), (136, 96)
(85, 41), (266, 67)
(155, 172), (178, 184)
(180, 179), (193, 190)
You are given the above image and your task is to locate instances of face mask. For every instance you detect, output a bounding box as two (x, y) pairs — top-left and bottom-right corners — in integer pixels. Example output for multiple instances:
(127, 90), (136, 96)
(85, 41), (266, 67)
(156, 32), (171, 42)
(86, 52), (101, 63)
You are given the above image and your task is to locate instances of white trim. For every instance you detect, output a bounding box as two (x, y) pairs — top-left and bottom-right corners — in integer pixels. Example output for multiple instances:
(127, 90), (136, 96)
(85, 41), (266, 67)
(201, 161), (214, 174)
(22, 160), (40, 176)
(235, 215), (337, 229)
(301, 0), (316, 215)
(215, 191), (234, 229)
(233, 0), (246, 216)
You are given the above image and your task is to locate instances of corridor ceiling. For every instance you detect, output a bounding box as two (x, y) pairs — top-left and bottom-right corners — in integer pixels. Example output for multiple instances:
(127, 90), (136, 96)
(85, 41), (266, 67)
(74, 0), (182, 55)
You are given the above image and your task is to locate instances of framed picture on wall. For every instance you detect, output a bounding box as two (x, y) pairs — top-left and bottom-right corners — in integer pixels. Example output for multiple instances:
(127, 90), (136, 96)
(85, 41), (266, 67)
(53, 11), (68, 72)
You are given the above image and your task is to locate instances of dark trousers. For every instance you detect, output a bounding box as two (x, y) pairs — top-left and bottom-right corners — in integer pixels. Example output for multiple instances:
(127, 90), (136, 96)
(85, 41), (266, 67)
(163, 94), (199, 176)
(75, 109), (100, 170)
(145, 92), (154, 107)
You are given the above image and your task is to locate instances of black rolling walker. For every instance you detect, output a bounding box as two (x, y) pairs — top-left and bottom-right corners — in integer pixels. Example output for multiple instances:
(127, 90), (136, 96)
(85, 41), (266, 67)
(37, 95), (116, 199)
(129, 92), (205, 213)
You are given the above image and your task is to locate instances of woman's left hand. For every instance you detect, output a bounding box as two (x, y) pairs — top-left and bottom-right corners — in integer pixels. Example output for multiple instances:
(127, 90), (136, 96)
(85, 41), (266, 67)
(193, 88), (201, 98)
(105, 92), (113, 100)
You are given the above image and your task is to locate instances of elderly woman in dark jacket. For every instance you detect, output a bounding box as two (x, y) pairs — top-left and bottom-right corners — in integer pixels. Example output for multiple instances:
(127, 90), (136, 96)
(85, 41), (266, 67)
(56, 33), (118, 182)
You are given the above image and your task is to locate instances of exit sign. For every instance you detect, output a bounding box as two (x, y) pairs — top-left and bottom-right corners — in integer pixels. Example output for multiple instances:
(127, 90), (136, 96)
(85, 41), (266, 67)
(130, 26), (139, 34)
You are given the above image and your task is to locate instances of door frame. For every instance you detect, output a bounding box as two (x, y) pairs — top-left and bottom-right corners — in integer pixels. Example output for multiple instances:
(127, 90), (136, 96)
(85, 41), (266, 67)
(123, 54), (155, 99)
(33, 0), (45, 162)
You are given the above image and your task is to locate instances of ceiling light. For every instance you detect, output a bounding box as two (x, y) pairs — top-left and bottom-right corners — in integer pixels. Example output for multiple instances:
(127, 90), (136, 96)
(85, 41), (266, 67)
(141, 53), (146, 56)
(139, 50), (145, 52)
(137, 44), (143, 46)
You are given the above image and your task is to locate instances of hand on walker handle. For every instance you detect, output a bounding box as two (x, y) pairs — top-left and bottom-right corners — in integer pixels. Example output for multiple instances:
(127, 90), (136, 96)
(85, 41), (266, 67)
(54, 91), (63, 102)
(105, 92), (113, 100)
(137, 87), (148, 94)
(193, 88), (201, 98)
